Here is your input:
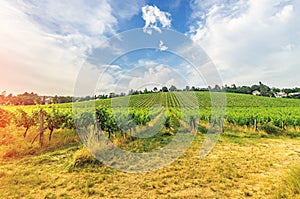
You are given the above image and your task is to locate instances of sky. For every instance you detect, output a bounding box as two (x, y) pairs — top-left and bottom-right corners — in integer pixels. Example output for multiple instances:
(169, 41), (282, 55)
(0, 0), (299, 96)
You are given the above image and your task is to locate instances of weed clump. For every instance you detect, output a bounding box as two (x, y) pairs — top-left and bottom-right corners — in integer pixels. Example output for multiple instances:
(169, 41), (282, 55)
(71, 147), (102, 168)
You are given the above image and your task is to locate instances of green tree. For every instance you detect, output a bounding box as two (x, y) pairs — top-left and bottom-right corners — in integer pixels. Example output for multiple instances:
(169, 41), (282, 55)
(162, 86), (169, 92)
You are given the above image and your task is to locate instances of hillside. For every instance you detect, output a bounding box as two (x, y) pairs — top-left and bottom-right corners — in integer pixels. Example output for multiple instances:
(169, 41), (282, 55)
(0, 92), (299, 198)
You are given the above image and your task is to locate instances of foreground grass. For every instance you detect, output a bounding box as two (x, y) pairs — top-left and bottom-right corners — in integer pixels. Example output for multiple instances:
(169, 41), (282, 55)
(0, 126), (80, 159)
(0, 131), (299, 198)
(275, 164), (300, 198)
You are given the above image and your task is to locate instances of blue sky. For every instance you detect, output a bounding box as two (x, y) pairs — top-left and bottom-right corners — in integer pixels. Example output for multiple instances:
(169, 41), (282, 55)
(108, 0), (193, 33)
(0, 0), (299, 95)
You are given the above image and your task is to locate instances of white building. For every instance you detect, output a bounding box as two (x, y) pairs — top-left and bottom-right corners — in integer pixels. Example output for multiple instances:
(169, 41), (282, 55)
(289, 92), (300, 97)
(252, 90), (261, 96)
(275, 91), (287, 98)
(45, 97), (52, 104)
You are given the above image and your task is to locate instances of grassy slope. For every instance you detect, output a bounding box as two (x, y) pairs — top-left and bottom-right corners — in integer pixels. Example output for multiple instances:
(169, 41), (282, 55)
(1, 92), (300, 198)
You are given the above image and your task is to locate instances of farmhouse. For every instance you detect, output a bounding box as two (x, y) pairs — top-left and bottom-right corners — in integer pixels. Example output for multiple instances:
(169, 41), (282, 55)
(275, 91), (287, 98)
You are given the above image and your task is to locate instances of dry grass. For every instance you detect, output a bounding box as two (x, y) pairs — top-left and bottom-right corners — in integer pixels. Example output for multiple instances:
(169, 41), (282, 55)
(0, 129), (299, 198)
(0, 125), (80, 159)
(275, 163), (300, 198)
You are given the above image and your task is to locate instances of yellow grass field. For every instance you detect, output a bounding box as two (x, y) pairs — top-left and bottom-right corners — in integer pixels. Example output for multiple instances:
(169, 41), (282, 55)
(0, 126), (299, 199)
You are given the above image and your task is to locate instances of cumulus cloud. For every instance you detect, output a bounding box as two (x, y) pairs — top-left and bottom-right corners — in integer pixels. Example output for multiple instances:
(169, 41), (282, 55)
(16, 0), (117, 54)
(109, 59), (188, 93)
(0, 0), (120, 95)
(128, 62), (183, 90)
(189, 0), (300, 87)
(142, 5), (172, 34)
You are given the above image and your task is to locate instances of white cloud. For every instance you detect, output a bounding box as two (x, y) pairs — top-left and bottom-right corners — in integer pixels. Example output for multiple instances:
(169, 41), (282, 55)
(142, 5), (172, 34)
(159, 40), (168, 51)
(110, 1), (146, 19)
(109, 65), (122, 71)
(189, 0), (300, 87)
(127, 63), (181, 90)
(107, 60), (189, 93)
(274, 4), (294, 22)
(17, 0), (117, 53)
(0, 0), (118, 95)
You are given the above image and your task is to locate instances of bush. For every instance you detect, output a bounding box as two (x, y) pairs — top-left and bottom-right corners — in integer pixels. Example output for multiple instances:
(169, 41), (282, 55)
(260, 123), (284, 135)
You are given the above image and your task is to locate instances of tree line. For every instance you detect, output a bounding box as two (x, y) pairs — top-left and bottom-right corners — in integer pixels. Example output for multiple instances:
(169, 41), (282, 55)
(0, 91), (93, 106)
(126, 82), (300, 98)
(1, 82), (299, 106)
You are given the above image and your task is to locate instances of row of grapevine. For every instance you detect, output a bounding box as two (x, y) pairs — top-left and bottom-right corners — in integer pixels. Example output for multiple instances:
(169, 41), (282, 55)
(1, 92), (299, 143)
(167, 92), (180, 107)
(0, 106), (76, 146)
(225, 107), (300, 128)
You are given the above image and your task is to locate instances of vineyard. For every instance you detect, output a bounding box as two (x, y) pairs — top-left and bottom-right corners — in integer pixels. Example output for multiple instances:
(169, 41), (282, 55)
(0, 91), (300, 155)
(1, 92), (300, 145)
(1, 91), (300, 198)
